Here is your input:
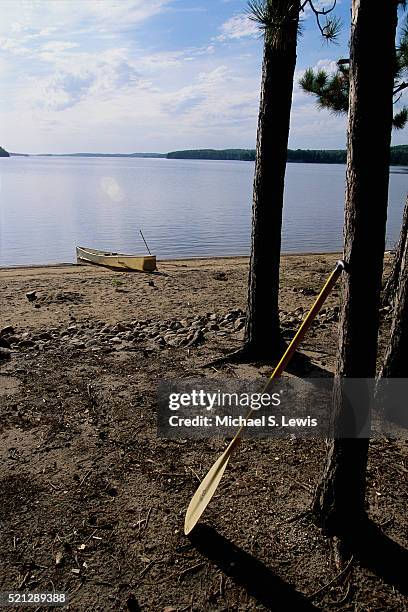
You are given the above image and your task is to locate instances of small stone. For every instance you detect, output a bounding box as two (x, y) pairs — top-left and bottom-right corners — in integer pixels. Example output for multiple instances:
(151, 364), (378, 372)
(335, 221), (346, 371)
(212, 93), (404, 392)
(185, 330), (204, 347)
(234, 317), (245, 331)
(38, 331), (52, 340)
(0, 326), (14, 336)
(69, 339), (85, 349)
(26, 290), (37, 302)
(213, 271), (227, 281)
(19, 339), (35, 348)
(0, 337), (11, 350)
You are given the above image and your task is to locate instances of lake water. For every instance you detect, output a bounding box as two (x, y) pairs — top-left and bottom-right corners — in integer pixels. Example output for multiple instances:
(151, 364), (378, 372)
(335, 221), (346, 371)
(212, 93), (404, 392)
(0, 157), (407, 267)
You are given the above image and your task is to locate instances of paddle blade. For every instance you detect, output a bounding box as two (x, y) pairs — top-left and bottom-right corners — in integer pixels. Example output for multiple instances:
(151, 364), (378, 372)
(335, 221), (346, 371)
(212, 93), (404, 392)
(184, 443), (235, 535)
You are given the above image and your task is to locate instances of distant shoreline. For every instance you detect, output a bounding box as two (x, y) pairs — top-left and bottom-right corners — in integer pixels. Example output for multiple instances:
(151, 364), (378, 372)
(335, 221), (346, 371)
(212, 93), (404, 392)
(5, 145), (408, 165)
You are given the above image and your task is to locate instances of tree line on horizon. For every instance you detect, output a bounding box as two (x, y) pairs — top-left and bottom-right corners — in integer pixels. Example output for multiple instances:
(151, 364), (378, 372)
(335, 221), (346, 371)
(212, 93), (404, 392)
(167, 145), (408, 165)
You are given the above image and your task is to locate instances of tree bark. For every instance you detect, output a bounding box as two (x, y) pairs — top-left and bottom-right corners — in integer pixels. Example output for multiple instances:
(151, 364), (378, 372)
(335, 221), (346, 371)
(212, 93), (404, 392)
(313, 0), (398, 537)
(379, 222), (408, 378)
(382, 195), (408, 307)
(244, 2), (300, 359)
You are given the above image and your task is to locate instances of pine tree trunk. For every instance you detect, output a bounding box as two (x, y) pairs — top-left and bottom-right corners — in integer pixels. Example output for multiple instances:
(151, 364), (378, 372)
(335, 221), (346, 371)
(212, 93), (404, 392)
(313, 0), (398, 536)
(379, 224), (408, 379)
(244, 2), (300, 359)
(382, 195), (408, 307)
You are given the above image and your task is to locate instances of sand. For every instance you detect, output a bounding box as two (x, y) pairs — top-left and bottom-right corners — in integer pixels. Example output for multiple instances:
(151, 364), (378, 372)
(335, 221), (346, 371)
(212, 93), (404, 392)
(1, 253), (406, 611)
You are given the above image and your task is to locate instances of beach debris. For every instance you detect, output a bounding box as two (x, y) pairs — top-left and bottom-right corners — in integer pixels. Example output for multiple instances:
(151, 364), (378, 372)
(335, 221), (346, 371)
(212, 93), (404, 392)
(26, 290), (37, 302)
(213, 271), (227, 281)
(3, 303), (339, 357)
(55, 550), (64, 565)
(299, 287), (318, 296)
(0, 336), (11, 349)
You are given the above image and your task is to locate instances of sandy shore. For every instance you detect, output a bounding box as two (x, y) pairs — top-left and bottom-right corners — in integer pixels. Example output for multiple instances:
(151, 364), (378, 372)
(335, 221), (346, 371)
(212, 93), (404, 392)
(1, 252), (406, 611)
(1, 253), (343, 333)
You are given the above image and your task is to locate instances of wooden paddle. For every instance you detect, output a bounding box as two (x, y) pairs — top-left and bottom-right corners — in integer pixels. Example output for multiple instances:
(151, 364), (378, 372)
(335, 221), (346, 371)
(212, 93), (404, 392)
(184, 260), (345, 535)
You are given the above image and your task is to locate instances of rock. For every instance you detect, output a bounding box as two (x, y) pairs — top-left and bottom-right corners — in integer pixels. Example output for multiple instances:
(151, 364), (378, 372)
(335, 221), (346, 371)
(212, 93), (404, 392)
(0, 337), (11, 349)
(175, 328), (189, 335)
(19, 339), (35, 348)
(26, 290), (37, 302)
(69, 339), (85, 349)
(111, 336), (123, 344)
(234, 317), (245, 331)
(0, 325), (14, 336)
(113, 323), (127, 333)
(185, 330), (204, 347)
(213, 271), (227, 281)
(0, 347), (11, 360)
(299, 287), (317, 296)
(38, 331), (52, 340)
(148, 280), (155, 287)
(207, 323), (219, 331)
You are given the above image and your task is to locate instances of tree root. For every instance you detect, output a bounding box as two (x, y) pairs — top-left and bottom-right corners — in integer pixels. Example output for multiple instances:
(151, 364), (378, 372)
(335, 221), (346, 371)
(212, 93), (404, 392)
(203, 347), (254, 368)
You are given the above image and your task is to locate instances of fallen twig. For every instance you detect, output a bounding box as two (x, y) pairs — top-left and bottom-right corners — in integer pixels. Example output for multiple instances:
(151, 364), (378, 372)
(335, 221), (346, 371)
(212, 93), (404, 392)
(178, 562), (205, 581)
(79, 470), (92, 487)
(309, 556), (354, 600)
(139, 560), (155, 578)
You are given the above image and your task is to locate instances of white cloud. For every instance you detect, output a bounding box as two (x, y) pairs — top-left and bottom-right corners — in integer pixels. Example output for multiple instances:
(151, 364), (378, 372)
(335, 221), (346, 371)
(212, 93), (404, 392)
(217, 14), (258, 41)
(314, 58), (339, 73)
(40, 41), (79, 53)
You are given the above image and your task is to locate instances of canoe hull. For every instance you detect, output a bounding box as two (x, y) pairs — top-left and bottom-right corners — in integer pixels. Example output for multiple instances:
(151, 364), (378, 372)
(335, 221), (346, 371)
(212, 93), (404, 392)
(76, 246), (156, 272)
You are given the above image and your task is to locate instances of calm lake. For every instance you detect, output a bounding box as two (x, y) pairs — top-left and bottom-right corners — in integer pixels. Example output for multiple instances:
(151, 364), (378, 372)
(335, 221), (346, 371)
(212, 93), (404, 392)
(0, 156), (407, 267)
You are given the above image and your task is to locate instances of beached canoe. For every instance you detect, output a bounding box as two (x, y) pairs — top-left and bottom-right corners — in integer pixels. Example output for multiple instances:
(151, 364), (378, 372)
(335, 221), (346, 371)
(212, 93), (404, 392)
(76, 246), (156, 272)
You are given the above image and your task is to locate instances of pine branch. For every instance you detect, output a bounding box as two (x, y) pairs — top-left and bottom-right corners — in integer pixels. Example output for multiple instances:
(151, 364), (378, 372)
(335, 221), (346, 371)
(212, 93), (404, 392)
(307, 0), (341, 42)
(393, 107), (408, 129)
(394, 81), (408, 95)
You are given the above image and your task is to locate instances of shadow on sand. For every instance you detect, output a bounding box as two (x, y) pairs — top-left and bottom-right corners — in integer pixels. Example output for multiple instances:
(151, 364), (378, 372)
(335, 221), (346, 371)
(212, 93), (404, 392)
(189, 524), (318, 611)
(345, 517), (408, 596)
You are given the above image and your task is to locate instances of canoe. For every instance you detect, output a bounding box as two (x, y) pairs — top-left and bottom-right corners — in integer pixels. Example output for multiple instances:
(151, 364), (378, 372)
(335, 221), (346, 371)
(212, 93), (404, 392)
(76, 246), (156, 272)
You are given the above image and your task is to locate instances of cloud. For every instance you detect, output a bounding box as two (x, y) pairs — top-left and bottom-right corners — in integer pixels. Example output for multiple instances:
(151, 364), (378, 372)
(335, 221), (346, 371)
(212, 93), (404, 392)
(314, 58), (339, 73)
(217, 14), (258, 41)
(30, 48), (146, 110)
(40, 41), (79, 53)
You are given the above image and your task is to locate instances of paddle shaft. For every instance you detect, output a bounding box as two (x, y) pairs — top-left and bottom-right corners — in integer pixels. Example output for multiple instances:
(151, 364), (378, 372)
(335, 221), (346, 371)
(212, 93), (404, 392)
(183, 260), (345, 534)
(140, 229), (152, 255)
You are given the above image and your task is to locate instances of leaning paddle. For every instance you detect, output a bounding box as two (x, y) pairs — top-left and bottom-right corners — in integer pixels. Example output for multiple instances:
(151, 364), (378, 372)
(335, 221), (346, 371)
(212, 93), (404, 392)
(184, 260), (345, 535)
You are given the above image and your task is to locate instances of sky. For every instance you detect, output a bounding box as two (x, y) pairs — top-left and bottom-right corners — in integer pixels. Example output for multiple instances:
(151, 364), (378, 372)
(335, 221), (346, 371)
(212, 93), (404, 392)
(0, 0), (407, 154)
